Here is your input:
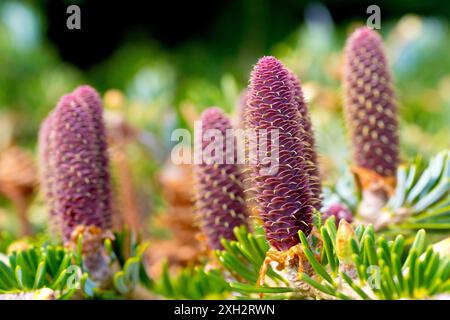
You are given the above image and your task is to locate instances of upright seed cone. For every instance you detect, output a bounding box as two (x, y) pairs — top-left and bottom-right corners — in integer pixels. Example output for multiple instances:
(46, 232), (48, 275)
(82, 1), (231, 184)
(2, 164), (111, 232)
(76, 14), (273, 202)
(38, 85), (114, 284)
(342, 27), (399, 223)
(246, 56), (316, 251)
(194, 107), (249, 250)
(343, 27), (399, 188)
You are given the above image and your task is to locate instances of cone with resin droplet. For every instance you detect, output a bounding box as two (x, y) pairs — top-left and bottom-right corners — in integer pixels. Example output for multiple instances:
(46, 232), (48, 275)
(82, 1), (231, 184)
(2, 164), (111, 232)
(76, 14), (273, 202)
(194, 107), (249, 250)
(343, 27), (399, 223)
(38, 85), (114, 285)
(246, 56), (316, 251)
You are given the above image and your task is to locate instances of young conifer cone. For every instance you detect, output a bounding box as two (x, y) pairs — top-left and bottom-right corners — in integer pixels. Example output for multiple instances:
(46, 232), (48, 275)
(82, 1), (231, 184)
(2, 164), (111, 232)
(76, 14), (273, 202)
(343, 27), (399, 224)
(343, 27), (399, 191)
(289, 71), (322, 210)
(39, 85), (113, 283)
(194, 107), (249, 250)
(52, 86), (112, 241)
(246, 56), (315, 251)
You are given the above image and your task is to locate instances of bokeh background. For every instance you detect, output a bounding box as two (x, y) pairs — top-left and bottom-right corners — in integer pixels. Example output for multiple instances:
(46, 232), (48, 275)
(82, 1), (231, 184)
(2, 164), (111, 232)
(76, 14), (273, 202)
(0, 0), (449, 240)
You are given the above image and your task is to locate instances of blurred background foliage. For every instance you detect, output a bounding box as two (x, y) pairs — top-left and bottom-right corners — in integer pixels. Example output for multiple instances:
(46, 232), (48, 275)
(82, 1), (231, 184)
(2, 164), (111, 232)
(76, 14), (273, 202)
(0, 0), (448, 236)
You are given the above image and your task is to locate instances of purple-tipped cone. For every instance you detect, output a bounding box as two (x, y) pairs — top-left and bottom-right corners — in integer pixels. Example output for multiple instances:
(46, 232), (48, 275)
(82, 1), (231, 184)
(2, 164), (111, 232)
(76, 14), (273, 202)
(246, 56), (315, 251)
(343, 27), (399, 178)
(194, 107), (249, 250)
(39, 85), (112, 243)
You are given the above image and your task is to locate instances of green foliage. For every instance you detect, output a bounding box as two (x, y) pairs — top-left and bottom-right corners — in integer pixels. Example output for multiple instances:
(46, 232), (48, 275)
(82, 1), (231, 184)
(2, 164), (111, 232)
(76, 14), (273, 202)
(151, 261), (229, 300)
(0, 229), (154, 300)
(86, 229), (153, 299)
(215, 225), (288, 284)
(387, 150), (450, 230)
(211, 218), (449, 300)
(150, 224), (293, 300)
(0, 245), (86, 299)
(324, 150), (450, 232)
(0, 231), (14, 253)
(82, 229), (153, 299)
(298, 223), (450, 299)
(213, 225), (296, 299)
(322, 173), (359, 213)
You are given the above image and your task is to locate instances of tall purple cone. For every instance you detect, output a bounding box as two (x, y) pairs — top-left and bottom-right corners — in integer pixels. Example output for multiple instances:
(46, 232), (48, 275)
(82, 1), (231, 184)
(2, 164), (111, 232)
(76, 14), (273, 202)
(194, 107), (249, 250)
(289, 71), (322, 210)
(39, 85), (113, 243)
(246, 56), (315, 251)
(343, 27), (399, 180)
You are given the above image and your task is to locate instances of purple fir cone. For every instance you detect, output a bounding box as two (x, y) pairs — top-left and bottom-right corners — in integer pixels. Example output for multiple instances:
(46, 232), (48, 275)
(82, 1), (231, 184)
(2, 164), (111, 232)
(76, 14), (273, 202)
(246, 56), (315, 251)
(194, 107), (249, 250)
(40, 85), (113, 242)
(343, 27), (399, 179)
(289, 71), (322, 210)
